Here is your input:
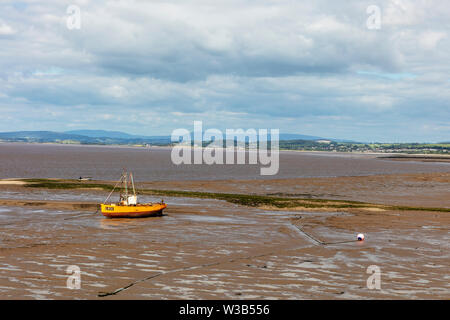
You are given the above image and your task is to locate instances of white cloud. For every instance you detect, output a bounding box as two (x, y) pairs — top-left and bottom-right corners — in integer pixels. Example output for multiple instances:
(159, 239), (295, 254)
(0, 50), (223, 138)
(0, 0), (448, 141)
(418, 31), (447, 50)
(101, 85), (128, 99)
(0, 21), (15, 35)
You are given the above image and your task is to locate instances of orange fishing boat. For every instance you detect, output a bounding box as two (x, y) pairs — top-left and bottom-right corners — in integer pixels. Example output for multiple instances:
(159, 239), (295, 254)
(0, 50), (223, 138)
(101, 171), (166, 218)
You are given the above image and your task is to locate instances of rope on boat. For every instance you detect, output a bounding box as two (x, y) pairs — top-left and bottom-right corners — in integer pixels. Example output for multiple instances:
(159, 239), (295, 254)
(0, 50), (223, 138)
(103, 177), (123, 204)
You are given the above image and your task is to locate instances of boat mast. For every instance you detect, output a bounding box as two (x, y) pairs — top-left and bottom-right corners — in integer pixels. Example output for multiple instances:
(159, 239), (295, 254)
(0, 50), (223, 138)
(124, 171), (128, 199)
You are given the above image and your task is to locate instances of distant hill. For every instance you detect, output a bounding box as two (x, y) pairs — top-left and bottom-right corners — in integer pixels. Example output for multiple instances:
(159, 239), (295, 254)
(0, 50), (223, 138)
(0, 130), (171, 145)
(65, 130), (141, 139)
(279, 133), (324, 141)
(0, 131), (90, 142)
(0, 130), (349, 145)
(0, 130), (448, 154)
(67, 130), (330, 141)
(65, 130), (168, 140)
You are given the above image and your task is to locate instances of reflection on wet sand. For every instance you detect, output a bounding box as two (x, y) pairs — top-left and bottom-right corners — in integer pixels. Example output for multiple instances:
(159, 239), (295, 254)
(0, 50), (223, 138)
(98, 216), (165, 230)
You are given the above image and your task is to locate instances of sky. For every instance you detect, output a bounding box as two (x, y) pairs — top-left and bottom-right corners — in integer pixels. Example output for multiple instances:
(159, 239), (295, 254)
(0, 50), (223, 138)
(0, 0), (449, 142)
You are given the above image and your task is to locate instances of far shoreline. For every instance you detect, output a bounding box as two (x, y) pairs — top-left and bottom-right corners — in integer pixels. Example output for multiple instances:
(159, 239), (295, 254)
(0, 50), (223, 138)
(1, 141), (449, 159)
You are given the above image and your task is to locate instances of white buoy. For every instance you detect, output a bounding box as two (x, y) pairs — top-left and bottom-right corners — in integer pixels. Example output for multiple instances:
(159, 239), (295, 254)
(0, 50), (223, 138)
(357, 233), (365, 241)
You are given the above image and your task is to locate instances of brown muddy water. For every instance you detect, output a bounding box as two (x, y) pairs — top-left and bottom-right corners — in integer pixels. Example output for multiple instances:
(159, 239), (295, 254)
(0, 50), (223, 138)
(0, 143), (449, 299)
(0, 143), (449, 181)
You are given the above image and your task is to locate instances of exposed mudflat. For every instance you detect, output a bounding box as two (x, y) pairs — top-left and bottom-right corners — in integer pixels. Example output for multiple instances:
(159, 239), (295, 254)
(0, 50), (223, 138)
(0, 144), (448, 299)
(0, 173), (448, 299)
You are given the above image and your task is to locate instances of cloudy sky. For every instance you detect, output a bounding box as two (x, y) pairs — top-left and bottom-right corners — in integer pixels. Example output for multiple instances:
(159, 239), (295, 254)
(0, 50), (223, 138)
(0, 0), (449, 142)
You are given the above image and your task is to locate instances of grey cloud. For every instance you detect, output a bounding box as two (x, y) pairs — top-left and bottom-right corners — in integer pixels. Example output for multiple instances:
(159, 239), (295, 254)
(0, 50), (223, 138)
(0, 0), (449, 141)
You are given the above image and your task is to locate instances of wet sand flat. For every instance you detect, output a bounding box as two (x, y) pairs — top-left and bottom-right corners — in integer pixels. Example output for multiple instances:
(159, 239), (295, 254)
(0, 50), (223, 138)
(137, 172), (450, 208)
(0, 177), (449, 299)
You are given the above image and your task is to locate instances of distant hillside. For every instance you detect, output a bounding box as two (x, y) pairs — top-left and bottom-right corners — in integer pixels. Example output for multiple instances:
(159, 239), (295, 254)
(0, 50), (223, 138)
(278, 133), (324, 141)
(65, 130), (141, 139)
(0, 131), (90, 142)
(67, 130), (328, 141)
(279, 140), (450, 154)
(0, 130), (448, 154)
(0, 130), (334, 144)
(0, 129), (377, 146)
(0, 131), (171, 145)
(65, 130), (169, 140)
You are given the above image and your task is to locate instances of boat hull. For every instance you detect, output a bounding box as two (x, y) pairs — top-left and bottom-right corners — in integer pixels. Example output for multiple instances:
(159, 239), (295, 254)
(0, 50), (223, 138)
(100, 203), (167, 218)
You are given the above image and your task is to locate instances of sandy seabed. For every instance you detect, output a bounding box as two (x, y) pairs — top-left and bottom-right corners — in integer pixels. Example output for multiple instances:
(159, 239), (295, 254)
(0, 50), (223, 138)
(0, 172), (449, 299)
